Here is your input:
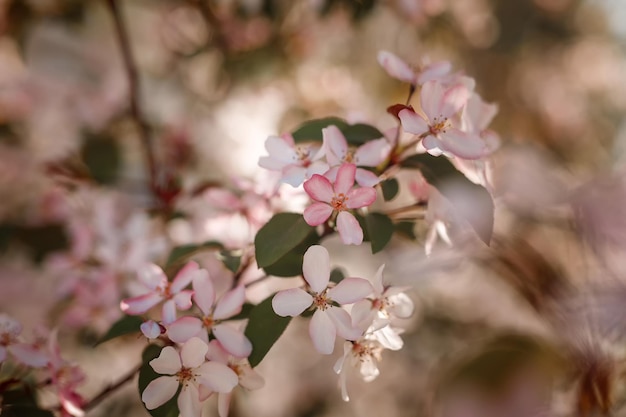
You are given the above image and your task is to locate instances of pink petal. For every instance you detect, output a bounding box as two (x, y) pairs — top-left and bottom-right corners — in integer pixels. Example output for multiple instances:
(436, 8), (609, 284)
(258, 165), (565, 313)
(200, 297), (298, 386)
(322, 125), (349, 166)
(354, 169), (381, 187)
(302, 245), (331, 293)
(167, 317), (203, 344)
(303, 174), (334, 202)
(140, 320), (162, 339)
(372, 264), (385, 295)
(334, 163), (356, 195)
(323, 166), (338, 183)
(198, 384), (213, 402)
(178, 383), (202, 417)
(142, 376), (179, 410)
(138, 263), (167, 290)
(8, 344), (49, 367)
(306, 161), (330, 178)
(303, 202), (333, 226)
(354, 139), (390, 167)
(171, 261), (199, 293)
(192, 272), (215, 316)
(264, 135), (297, 162)
(212, 324), (253, 358)
(328, 278), (372, 304)
(327, 307), (363, 340)
(440, 129), (487, 159)
(439, 84), (470, 119)
(309, 310), (336, 355)
(420, 80), (445, 122)
(336, 212), (363, 245)
(417, 61), (452, 85)
(149, 346), (181, 375)
(181, 337), (209, 368)
(422, 134), (442, 151)
(377, 50), (416, 84)
(174, 290), (193, 310)
(398, 109), (429, 136)
(258, 155), (287, 170)
(345, 187), (376, 209)
(161, 299), (177, 324)
(218, 392), (232, 417)
(350, 300), (376, 330)
(272, 288), (313, 317)
(213, 285), (245, 320)
(197, 361), (239, 393)
(120, 292), (162, 315)
(281, 165), (307, 187)
(206, 340), (230, 364)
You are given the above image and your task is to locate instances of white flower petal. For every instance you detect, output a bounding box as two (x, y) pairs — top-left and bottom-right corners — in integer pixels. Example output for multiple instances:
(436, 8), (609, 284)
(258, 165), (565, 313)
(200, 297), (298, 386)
(213, 285), (245, 320)
(328, 278), (372, 305)
(167, 317), (203, 344)
(302, 245), (331, 293)
(140, 320), (162, 339)
(354, 139), (390, 167)
(192, 270), (215, 316)
(336, 211), (364, 245)
(218, 392), (232, 417)
(178, 383), (202, 417)
(327, 307), (362, 341)
(142, 376), (179, 409)
(212, 324), (253, 358)
(180, 337), (209, 369)
(310, 310), (336, 355)
(138, 263), (167, 290)
(388, 292), (415, 318)
(150, 346), (181, 375)
(171, 261), (199, 293)
(197, 361), (239, 393)
(272, 288), (313, 317)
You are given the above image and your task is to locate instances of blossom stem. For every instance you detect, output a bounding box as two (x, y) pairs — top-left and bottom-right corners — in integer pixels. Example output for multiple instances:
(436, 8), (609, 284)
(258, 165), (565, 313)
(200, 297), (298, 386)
(105, 0), (158, 199)
(82, 362), (143, 412)
(383, 203), (427, 219)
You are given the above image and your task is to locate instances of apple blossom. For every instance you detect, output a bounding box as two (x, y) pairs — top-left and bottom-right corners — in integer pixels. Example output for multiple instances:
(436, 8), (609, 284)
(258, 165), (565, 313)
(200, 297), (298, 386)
(377, 50), (452, 86)
(167, 271), (253, 358)
(399, 80), (488, 159)
(46, 330), (86, 417)
(303, 163), (376, 245)
(120, 261), (197, 324)
(142, 338), (238, 417)
(321, 125), (390, 186)
(0, 313), (22, 364)
(333, 339), (384, 402)
(272, 245), (372, 354)
(258, 134), (328, 187)
(203, 340), (265, 417)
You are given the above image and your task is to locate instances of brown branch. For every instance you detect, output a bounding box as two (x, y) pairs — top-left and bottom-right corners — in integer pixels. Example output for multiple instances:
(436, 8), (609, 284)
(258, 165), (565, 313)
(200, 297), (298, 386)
(83, 363), (143, 413)
(105, 0), (158, 194)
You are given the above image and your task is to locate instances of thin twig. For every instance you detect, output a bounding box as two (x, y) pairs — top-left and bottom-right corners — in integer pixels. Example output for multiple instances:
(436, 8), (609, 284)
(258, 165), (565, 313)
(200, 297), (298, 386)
(105, 0), (158, 194)
(82, 363), (143, 412)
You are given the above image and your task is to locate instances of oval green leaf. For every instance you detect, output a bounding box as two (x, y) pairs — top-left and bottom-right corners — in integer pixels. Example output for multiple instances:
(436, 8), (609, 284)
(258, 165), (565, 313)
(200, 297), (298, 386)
(254, 213), (313, 268)
(244, 296), (292, 367)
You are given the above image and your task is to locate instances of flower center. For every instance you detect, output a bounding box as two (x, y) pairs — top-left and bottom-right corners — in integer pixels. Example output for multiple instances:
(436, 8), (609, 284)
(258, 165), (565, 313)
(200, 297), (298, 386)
(430, 115), (450, 135)
(158, 283), (173, 299)
(176, 367), (195, 386)
(330, 193), (348, 211)
(312, 291), (331, 311)
(371, 297), (389, 313)
(202, 316), (214, 329)
(343, 151), (354, 163)
(295, 146), (311, 167)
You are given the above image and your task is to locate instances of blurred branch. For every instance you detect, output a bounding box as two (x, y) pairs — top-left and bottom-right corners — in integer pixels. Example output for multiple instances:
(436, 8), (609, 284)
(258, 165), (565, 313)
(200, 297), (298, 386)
(104, 0), (158, 195)
(82, 362), (142, 413)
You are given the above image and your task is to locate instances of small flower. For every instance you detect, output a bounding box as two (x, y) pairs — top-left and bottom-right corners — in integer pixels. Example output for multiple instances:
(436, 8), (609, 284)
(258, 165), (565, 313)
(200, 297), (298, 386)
(142, 338), (238, 417)
(377, 50), (452, 86)
(140, 320), (163, 339)
(303, 163), (376, 245)
(321, 125), (390, 187)
(272, 245), (372, 354)
(0, 313), (22, 364)
(258, 134), (328, 186)
(167, 271), (252, 358)
(333, 339), (383, 402)
(203, 340), (265, 417)
(120, 261), (197, 324)
(399, 80), (487, 159)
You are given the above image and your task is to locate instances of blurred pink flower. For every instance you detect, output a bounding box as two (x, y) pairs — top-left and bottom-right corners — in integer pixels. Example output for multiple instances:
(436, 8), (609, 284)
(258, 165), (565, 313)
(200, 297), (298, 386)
(272, 245), (372, 354)
(378, 50), (452, 86)
(303, 163), (376, 245)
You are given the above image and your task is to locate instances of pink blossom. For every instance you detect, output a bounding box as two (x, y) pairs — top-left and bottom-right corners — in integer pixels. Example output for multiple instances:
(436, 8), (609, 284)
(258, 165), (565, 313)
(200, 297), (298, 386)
(333, 339), (383, 402)
(0, 313), (22, 364)
(202, 340), (265, 417)
(120, 262), (197, 324)
(272, 245), (372, 354)
(321, 125), (390, 187)
(258, 134), (328, 186)
(140, 320), (163, 339)
(167, 271), (252, 358)
(46, 330), (86, 417)
(303, 163), (376, 245)
(399, 80), (488, 159)
(377, 50), (452, 86)
(142, 338), (238, 417)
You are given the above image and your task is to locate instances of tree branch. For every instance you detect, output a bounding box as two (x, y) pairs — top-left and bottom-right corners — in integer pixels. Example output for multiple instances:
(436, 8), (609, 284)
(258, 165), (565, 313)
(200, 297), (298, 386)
(83, 363), (143, 413)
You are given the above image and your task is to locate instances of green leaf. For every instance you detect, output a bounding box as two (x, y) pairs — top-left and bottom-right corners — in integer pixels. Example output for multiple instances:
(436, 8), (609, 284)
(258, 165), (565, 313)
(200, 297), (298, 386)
(291, 117), (349, 142)
(219, 250), (241, 273)
(365, 213), (394, 254)
(165, 241), (223, 268)
(291, 118), (383, 146)
(401, 153), (494, 244)
(262, 232), (319, 277)
(244, 296), (292, 367)
(381, 178), (399, 201)
(330, 267), (346, 284)
(96, 315), (144, 346)
(254, 213), (313, 268)
(138, 345), (179, 417)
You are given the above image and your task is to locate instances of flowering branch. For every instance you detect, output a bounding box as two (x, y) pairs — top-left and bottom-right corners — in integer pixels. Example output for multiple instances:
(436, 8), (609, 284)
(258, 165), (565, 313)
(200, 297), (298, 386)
(81, 362), (143, 413)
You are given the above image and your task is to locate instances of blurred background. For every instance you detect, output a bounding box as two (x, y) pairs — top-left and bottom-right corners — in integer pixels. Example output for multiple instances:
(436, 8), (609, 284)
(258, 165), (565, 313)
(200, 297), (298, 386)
(1, 0), (626, 416)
